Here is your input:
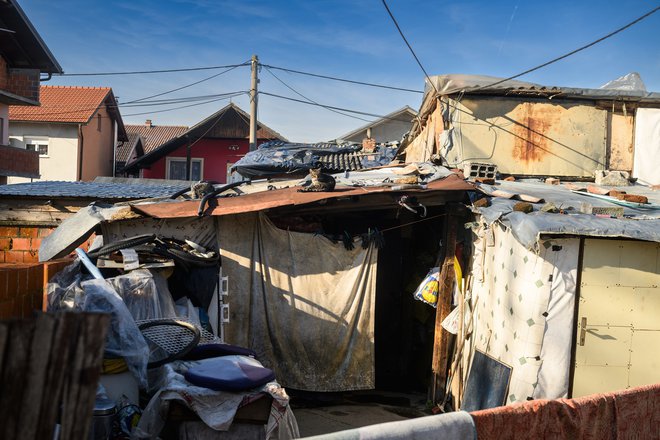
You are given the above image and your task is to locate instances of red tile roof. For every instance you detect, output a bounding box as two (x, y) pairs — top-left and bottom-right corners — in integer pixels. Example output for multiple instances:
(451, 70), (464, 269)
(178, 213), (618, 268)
(9, 85), (112, 123)
(125, 122), (189, 155)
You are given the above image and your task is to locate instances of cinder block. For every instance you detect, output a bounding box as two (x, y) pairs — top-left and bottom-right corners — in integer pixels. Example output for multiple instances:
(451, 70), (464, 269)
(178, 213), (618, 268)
(463, 162), (497, 180)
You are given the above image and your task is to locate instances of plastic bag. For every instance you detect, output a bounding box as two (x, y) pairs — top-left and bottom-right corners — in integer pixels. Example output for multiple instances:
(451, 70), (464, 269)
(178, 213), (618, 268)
(46, 260), (150, 388)
(413, 267), (440, 307)
(107, 270), (177, 321)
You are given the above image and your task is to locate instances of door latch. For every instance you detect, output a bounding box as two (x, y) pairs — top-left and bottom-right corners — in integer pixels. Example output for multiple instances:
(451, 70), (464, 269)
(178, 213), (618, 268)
(579, 317), (587, 346)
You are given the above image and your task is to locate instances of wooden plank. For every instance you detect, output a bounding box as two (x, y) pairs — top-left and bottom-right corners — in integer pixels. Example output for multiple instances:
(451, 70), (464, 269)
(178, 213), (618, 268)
(60, 313), (109, 440)
(0, 320), (35, 439)
(35, 313), (77, 440)
(431, 210), (458, 405)
(15, 314), (56, 439)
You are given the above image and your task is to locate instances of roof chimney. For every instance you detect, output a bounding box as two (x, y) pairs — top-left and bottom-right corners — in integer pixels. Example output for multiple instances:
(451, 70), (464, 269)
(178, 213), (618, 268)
(145, 119), (152, 127)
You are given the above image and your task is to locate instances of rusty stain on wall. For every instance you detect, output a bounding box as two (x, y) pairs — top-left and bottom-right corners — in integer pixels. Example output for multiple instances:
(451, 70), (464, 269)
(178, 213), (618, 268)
(512, 102), (561, 164)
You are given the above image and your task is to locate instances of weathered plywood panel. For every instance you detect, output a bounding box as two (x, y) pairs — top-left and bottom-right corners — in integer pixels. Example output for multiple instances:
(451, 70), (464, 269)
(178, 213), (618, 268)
(450, 98), (607, 177)
(608, 113), (634, 171)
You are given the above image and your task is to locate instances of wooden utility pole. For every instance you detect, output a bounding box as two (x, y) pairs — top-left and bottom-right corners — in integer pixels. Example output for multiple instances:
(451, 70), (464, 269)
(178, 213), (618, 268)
(431, 207), (459, 405)
(249, 54), (258, 151)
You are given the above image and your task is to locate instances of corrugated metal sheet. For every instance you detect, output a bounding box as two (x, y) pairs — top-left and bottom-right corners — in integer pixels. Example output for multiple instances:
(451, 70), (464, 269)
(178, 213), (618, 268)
(444, 98), (607, 177)
(131, 174), (473, 219)
(0, 181), (188, 199)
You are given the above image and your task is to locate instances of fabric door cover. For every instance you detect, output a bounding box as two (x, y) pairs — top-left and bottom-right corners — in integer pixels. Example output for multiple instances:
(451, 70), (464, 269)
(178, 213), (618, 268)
(217, 213), (377, 391)
(633, 108), (660, 186)
(468, 223), (579, 403)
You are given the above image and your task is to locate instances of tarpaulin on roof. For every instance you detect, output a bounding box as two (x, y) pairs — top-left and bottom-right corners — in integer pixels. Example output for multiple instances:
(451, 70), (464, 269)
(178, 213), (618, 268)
(474, 181), (660, 249)
(218, 213), (377, 391)
(231, 140), (397, 178)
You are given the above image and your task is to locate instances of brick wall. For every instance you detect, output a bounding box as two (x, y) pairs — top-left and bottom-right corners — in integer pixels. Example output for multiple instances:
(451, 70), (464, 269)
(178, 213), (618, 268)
(0, 259), (72, 319)
(0, 225), (95, 264)
(6, 68), (40, 102)
(0, 144), (40, 178)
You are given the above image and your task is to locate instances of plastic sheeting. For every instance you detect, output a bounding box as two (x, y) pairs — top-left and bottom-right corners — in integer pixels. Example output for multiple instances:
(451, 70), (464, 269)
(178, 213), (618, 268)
(217, 212), (377, 391)
(46, 261), (150, 387)
(467, 224), (578, 403)
(474, 181), (660, 249)
(231, 140), (397, 178)
(106, 269), (177, 321)
(633, 108), (660, 186)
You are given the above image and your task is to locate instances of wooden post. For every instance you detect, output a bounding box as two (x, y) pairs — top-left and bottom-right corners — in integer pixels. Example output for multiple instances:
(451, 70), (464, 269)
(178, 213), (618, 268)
(431, 209), (458, 405)
(0, 312), (109, 440)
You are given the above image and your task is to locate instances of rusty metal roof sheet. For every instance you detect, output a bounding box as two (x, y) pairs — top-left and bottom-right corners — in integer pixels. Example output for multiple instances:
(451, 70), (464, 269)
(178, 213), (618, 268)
(131, 174), (473, 219)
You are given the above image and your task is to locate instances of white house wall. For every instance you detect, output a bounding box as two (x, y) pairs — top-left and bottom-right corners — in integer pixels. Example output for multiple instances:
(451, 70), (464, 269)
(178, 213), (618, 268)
(466, 223), (579, 405)
(7, 122), (79, 183)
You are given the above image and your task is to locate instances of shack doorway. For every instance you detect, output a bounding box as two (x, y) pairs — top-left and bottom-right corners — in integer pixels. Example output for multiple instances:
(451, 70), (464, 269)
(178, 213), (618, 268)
(572, 239), (660, 397)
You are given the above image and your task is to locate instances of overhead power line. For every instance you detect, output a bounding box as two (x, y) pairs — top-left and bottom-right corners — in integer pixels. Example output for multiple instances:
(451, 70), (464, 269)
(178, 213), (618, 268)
(260, 91), (416, 122)
(263, 66), (372, 123)
(472, 6), (660, 91)
(58, 62), (250, 76)
(380, 0), (438, 95)
(123, 62), (248, 105)
(123, 93), (244, 117)
(261, 63), (423, 94)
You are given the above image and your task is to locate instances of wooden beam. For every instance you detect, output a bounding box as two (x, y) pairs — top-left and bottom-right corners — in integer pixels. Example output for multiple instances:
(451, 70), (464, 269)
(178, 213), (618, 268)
(431, 208), (458, 404)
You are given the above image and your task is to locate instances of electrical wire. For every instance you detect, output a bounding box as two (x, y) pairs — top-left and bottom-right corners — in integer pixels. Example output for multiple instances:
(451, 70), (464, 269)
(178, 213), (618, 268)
(58, 63), (250, 76)
(260, 63), (423, 94)
(380, 0), (438, 95)
(471, 6), (660, 91)
(122, 92), (246, 117)
(259, 91), (417, 122)
(122, 61), (248, 105)
(263, 66), (372, 123)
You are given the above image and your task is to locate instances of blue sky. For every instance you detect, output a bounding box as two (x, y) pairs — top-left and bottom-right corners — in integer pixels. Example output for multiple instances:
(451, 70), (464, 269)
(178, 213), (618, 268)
(21, 0), (660, 142)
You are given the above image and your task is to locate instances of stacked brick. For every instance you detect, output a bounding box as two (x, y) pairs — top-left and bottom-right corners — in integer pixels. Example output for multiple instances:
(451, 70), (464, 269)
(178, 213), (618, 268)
(0, 226), (53, 263)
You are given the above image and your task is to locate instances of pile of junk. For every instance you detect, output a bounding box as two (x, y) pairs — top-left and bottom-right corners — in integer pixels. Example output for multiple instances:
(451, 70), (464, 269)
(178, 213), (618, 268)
(46, 234), (299, 440)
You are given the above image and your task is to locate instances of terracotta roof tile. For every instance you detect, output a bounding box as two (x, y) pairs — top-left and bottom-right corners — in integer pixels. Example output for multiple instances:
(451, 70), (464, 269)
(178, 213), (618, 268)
(115, 131), (141, 163)
(9, 85), (113, 123)
(125, 123), (189, 155)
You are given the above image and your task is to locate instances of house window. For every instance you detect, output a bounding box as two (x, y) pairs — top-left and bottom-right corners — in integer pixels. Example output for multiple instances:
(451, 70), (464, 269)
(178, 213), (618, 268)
(97, 114), (102, 131)
(25, 138), (49, 156)
(166, 157), (203, 181)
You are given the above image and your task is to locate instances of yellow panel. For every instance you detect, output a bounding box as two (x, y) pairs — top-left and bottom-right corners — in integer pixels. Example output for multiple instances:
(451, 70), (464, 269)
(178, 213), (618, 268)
(629, 330), (660, 387)
(631, 287), (660, 329)
(574, 326), (631, 367)
(581, 240), (622, 287)
(618, 241), (660, 288)
(572, 365), (629, 398)
(454, 98), (607, 177)
(608, 113), (634, 172)
(579, 285), (635, 327)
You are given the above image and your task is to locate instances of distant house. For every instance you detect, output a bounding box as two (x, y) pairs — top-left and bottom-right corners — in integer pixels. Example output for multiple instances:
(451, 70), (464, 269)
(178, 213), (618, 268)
(116, 119), (188, 177)
(0, 0), (62, 184)
(338, 106), (417, 144)
(8, 85), (128, 183)
(122, 103), (286, 183)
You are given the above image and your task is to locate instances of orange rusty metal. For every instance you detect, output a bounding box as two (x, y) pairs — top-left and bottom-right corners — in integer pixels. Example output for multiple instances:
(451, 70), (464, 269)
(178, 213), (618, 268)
(131, 174), (474, 219)
(512, 102), (561, 164)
